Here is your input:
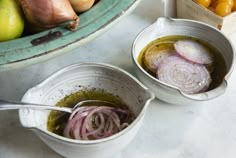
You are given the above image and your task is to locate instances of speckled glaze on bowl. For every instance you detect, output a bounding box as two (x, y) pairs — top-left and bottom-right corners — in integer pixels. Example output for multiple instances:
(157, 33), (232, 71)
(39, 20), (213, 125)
(19, 63), (154, 158)
(132, 17), (235, 105)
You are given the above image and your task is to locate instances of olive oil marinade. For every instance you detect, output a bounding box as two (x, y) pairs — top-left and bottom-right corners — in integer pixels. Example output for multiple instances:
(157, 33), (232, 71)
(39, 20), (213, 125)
(47, 89), (134, 137)
(138, 35), (227, 91)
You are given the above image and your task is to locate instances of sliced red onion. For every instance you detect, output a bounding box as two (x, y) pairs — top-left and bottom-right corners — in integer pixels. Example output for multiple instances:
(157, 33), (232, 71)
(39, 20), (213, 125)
(120, 123), (129, 130)
(143, 43), (175, 73)
(174, 40), (213, 65)
(86, 113), (105, 136)
(111, 112), (121, 130)
(72, 116), (85, 139)
(104, 116), (114, 137)
(157, 55), (212, 94)
(63, 105), (132, 140)
(63, 110), (87, 138)
(87, 113), (104, 132)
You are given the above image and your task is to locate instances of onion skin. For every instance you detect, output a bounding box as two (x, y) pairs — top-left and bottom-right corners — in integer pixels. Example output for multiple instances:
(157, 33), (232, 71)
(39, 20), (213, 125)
(20, 0), (79, 30)
(69, 0), (95, 12)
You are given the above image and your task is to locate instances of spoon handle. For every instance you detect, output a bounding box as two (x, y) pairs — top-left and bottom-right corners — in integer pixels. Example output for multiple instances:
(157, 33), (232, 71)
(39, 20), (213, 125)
(0, 100), (72, 113)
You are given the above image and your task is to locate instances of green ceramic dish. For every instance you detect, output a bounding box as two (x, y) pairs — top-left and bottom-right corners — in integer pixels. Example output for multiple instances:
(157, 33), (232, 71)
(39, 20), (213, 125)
(0, 0), (141, 72)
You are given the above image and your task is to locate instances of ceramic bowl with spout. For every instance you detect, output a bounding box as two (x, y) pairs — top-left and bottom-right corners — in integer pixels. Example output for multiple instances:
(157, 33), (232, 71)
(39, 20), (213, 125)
(132, 17), (235, 105)
(19, 63), (154, 158)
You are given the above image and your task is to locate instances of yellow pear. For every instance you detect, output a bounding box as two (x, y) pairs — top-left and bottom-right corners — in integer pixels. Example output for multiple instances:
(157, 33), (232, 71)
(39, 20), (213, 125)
(0, 0), (24, 42)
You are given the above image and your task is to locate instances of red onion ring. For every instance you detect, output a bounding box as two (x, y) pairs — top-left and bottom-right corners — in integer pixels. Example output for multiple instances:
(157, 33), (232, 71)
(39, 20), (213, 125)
(63, 107), (90, 138)
(157, 55), (212, 94)
(174, 40), (213, 65)
(63, 105), (131, 140)
(86, 113), (105, 136)
(143, 42), (175, 73)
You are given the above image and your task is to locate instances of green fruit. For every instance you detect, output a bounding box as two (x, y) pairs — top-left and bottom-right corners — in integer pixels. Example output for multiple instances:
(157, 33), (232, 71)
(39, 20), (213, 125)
(0, 0), (24, 42)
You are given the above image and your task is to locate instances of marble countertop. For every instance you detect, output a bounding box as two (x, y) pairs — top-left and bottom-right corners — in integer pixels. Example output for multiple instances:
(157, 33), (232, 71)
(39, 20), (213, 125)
(0, 0), (236, 158)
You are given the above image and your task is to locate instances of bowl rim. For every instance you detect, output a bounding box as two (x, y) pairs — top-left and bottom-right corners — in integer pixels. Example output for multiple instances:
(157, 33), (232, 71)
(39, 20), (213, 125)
(19, 62), (155, 144)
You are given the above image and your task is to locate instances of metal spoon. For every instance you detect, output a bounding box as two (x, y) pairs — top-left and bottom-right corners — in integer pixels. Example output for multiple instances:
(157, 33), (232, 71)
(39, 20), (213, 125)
(0, 100), (116, 113)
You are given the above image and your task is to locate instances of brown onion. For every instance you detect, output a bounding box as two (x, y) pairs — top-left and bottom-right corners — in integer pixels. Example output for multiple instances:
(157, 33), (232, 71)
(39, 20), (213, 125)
(69, 0), (95, 12)
(20, 0), (79, 31)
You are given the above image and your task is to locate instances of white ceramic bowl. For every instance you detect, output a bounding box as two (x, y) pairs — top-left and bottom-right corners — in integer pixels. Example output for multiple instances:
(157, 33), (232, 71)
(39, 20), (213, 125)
(132, 17), (235, 105)
(19, 63), (154, 158)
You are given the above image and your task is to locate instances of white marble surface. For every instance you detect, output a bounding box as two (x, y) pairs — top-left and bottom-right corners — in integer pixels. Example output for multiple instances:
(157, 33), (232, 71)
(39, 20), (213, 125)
(0, 0), (236, 158)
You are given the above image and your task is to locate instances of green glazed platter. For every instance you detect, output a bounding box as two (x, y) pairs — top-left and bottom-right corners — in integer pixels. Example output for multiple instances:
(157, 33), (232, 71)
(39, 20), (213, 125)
(0, 0), (141, 72)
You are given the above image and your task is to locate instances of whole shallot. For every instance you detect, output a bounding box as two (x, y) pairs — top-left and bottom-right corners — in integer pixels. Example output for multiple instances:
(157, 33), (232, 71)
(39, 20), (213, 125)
(20, 0), (79, 31)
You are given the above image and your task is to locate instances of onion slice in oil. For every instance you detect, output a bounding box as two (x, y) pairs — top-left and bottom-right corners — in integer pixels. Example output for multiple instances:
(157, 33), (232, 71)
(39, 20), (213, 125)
(157, 55), (212, 94)
(63, 105), (132, 140)
(143, 42), (175, 73)
(174, 40), (213, 65)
